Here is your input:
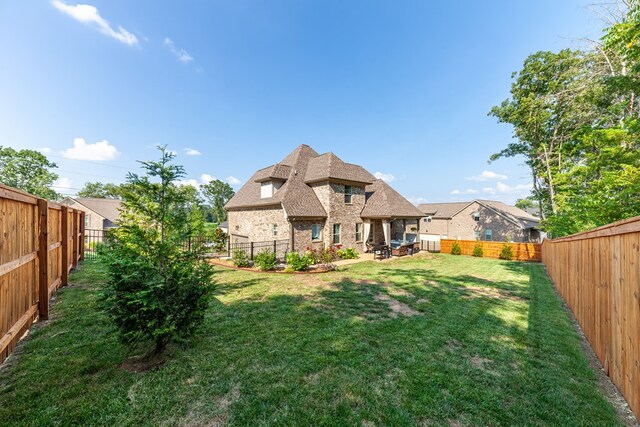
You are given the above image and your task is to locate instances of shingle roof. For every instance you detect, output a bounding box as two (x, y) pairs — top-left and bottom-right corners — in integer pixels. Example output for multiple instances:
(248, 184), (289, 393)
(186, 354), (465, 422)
(73, 198), (122, 222)
(418, 200), (540, 229)
(225, 145), (327, 217)
(304, 153), (375, 184)
(226, 145), (419, 219)
(361, 179), (424, 219)
(418, 202), (472, 218)
(478, 200), (539, 229)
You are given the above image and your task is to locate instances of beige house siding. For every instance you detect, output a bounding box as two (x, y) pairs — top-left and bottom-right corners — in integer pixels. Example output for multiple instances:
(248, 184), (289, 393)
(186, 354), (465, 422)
(63, 200), (105, 230)
(420, 202), (530, 242)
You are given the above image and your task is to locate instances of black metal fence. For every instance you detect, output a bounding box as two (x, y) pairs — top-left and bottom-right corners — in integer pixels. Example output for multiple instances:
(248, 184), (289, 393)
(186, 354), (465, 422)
(84, 228), (108, 259)
(85, 229), (290, 261)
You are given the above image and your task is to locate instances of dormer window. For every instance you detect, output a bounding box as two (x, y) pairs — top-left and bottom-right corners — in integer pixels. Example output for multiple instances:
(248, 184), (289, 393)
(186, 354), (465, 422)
(473, 212), (480, 222)
(344, 185), (353, 204)
(260, 181), (283, 198)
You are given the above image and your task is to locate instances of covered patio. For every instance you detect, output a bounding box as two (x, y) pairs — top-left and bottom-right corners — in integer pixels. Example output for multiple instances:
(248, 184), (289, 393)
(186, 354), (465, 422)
(360, 179), (425, 258)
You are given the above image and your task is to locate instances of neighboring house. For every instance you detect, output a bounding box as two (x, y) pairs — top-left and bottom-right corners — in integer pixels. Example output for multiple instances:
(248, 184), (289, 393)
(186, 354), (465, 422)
(225, 144), (424, 253)
(218, 220), (229, 234)
(418, 200), (542, 243)
(61, 197), (122, 230)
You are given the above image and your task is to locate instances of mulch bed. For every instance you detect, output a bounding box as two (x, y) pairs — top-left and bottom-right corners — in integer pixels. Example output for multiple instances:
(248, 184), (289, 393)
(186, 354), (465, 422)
(208, 259), (336, 274)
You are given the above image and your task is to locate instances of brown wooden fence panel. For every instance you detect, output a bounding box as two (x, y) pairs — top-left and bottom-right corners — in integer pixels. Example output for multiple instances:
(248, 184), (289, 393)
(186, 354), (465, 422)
(440, 239), (541, 261)
(542, 216), (640, 420)
(0, 184), (84, 364)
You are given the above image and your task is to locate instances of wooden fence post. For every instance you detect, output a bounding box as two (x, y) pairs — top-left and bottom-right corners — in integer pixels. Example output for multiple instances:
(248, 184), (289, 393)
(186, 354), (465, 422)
(79, 211), (85, 261)
(72, 210), (78, 268)
(37, 199), (49, 320)
(61, 206), (69, 286)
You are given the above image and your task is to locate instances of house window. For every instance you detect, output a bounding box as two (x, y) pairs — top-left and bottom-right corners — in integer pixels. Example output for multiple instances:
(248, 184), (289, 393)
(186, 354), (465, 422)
(344, 185), (352, 204)
(485, 229), (493, 241)
(424, 216), (432, 223)
(332, 224), (341, 244)
(272, 224), (278, 237)
(473, 212), (480, 222)
(85, 214), (90, 228)
(356, 223), (363, 242)
(261, 181), (273, 198)
(474, 231), (481, 240)
(311, 224), (322, 241)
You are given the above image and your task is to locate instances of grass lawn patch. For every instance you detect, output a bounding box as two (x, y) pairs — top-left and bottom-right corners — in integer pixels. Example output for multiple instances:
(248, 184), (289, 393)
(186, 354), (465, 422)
(0, 254), (623, 426)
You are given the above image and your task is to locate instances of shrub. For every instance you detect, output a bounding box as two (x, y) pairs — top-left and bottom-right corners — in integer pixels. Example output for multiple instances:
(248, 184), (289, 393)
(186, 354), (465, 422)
(254, 250), (277, 271)
(499, 241), (514, 260)
(99, 146), (214, 355)
(286, 251), (313, 271)
(211, 227), (227, 252)
(320, 246), (339, 263)
(472, 243), (483, 257)
(232, 249), (251, 267)
(450, 240), (462, 255)
(305, 247), (320, 265)
(337, 247), (359, 259)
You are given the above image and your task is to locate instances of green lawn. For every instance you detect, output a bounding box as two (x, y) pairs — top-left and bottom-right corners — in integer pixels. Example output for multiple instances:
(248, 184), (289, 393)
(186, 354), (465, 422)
(0, 254), (621, 426)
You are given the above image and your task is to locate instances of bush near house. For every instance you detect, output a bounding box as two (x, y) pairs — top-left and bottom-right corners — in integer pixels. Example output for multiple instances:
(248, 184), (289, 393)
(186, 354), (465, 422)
(451, 240), (462, 255)
(472, 243), (484, 257)
(499, 241), (514, 260)
(254, 250), (278, 271)
(337, 247), (358, 259)
(286, 251), (314, 271)
(232, 249), (251, 267)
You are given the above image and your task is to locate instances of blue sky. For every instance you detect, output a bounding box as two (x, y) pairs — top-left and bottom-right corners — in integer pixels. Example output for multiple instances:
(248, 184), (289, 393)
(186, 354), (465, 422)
(0, 1), (603, 204)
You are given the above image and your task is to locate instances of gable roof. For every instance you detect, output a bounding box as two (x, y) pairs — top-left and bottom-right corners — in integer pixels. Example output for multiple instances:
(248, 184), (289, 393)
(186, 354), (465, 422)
(418, 200), (540, 229)
(71, 197), (122, 222)
(304, 152), (374, 184)
(225, 145), (419, 219)
(225, 144), (327, 217)
(361, 179), (424, 219)
(418, 202), (472, 219)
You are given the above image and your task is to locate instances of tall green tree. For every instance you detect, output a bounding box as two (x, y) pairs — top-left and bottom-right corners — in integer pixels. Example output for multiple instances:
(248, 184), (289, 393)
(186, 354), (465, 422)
(200, 179), (235, 224)
(0, 146), (59, 199)
(99, 147), (214, 355)
(77, 181), (124, 199)
(490, 2), (640, 237)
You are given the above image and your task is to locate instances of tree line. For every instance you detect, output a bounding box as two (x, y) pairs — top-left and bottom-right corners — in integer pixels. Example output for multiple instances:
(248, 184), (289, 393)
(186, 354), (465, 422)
(492, 1), (640, 237)
(0, 145), (234, 225)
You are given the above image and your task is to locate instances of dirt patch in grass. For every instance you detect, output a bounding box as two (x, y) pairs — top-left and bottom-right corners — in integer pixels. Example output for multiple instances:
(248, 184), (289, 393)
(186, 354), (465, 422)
(470, 355), (500, 376)
(374, 293), (421, 318)
(461, 285), (525, 302)
(120, 353), (167, 373)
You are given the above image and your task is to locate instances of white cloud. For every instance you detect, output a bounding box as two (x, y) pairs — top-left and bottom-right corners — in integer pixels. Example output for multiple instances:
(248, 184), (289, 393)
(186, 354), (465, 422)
(201, 174), (215, 184)
(450, 188), (479, 195)
(53, 177), (73, 192)
(466, 170), (508, 182)
(163, 38), (193, 63)
(51, 1), (138, 46)
(185, 148), (201, 156)
(226, 176), (241, 185)
(38, 147), (52, 154)
(374, 171), (395, 182)
(62, 138), (119, 160)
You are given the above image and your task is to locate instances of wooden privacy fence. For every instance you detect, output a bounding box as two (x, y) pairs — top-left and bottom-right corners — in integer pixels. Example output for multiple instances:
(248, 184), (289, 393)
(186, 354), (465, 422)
(0, 184), (85, 364)
(440, 238), (542, 261)
(542, 217), (640, 419)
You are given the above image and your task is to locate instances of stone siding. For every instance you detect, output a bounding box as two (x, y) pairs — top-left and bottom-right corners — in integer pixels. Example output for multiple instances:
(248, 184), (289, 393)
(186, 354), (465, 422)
(227, 207), (290, 243)
(63, 200), (105, 230)
(311, 182), (366, 251)
(419, 202), (529, 242)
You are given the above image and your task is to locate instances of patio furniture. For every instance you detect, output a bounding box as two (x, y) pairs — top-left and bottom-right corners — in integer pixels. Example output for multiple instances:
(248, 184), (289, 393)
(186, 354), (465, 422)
(373, 244), (390, 260)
